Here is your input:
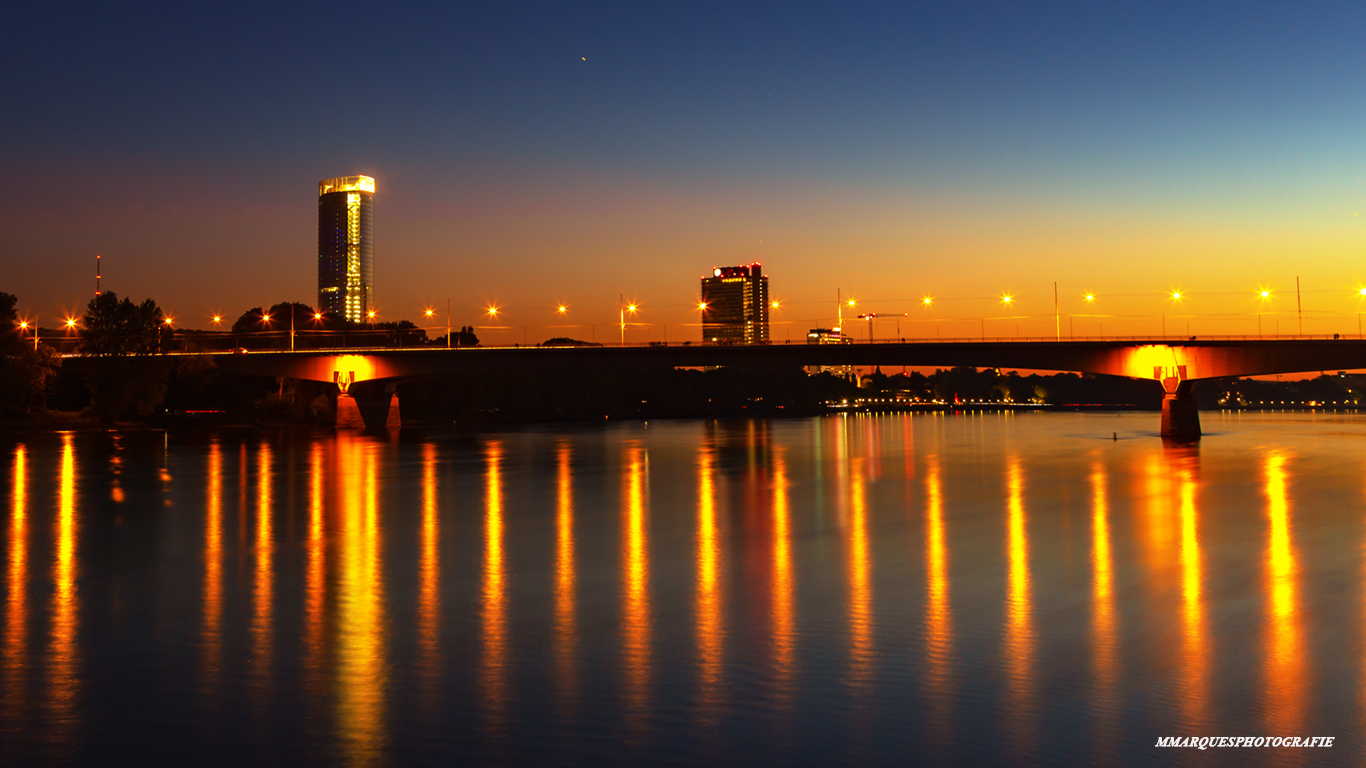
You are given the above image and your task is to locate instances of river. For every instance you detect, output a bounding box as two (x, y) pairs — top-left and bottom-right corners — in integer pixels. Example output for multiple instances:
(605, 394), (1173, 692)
(0, 412), (1361, 765)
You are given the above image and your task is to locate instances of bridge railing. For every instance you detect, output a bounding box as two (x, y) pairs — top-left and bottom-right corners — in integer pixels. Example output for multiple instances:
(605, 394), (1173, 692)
(44, 332), (1366, 358)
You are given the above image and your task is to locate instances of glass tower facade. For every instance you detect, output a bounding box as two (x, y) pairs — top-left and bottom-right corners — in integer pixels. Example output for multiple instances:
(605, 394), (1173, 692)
(700, 263), (769, 344)
(318, 176), (375, 323)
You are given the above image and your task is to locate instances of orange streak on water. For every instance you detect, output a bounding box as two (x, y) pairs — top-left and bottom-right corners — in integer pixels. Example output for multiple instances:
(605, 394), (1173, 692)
(846, 456), (873, 691)
(419, 443), (440, 687)
(622, 443), (651, 733)
(336, 437), (387, 765)
(695, 443), (723, 714)
(1003, 457), (1034, 749)
(1173, 452), (1208, 733)
(47, 434), (79, 748)
(251, 442), (273, 704)
(3, 445), (28, 726)
(305, 442), (326, 693)
(554, 441), (577, 712)
(1090, 461), (1118, 758)
(924, 455), (953, 736)
(770, 447), (795, 703)
(202, 442), (223, 693)
(481, 441), (507, 734)
(1262, 450), (1304, 740)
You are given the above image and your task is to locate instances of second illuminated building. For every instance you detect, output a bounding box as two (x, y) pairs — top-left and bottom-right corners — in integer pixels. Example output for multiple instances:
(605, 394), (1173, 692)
(318, 175), (375, 323)
(700, 262), (769, 344)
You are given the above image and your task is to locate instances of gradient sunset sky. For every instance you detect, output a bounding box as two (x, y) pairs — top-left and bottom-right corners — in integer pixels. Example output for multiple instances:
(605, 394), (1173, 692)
(5, 2), (1366, 341)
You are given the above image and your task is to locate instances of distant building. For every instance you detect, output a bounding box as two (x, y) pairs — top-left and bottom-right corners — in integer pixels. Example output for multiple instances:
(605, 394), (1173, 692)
(318, 175), (375, 323)
(806, 327), (852, 377)
(700, 263), (769, 344)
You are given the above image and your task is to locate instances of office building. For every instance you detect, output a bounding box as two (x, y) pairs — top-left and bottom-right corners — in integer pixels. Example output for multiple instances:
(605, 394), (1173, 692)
(700, 262), (769, 344)
(318, 175), (375, 323)
(806, 327), (853, 377)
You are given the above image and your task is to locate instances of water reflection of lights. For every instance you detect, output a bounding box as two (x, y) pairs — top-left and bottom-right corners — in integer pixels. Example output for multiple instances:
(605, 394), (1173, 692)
(1173, 449), (1208, 732)
(419, 443), (440, 688)
(1090, 462), (1118, 757)
(250, 442), (274, 714)
(924, 455), (953, 734)
(338, 437), (387, 763)
(770, 447), (795, 702)
(482, 441), (507, 732)
(1263, 450), (1304, 736)
(1003, 457), (1034, 748)
(696, 443), (723, 713)
(622, 442), (651, 733)
(306, 442), (326, 695)
(4, 445), (28, 725)
(48, 434), (79, 744)
(202, 442), (223, 692)
(554, 441), (577, 710)
(846, 455), (873, 691)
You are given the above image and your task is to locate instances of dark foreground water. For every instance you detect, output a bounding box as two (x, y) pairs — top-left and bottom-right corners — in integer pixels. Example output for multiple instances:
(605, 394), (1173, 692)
(1, 412), (1363, 766)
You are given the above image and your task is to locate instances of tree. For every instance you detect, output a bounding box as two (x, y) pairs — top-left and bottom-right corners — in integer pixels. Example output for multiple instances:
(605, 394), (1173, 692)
(79, 292), (173, 355)
(0, 291), (61, 416)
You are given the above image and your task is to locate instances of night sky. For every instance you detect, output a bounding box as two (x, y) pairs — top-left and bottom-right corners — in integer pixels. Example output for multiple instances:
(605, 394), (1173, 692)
(6, 2), (1366, 340)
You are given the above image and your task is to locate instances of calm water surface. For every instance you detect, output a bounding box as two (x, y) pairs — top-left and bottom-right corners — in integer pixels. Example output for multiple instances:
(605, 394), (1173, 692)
(1, 412), (1363, 766)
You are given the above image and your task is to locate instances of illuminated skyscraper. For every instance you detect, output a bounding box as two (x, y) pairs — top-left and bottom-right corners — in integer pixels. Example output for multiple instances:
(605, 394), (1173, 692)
(318, 175), (375, 323)
(700, 262), (769, 344)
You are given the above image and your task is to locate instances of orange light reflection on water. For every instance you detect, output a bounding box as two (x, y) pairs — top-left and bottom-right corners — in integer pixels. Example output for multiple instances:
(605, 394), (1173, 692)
(419, 443), (440, 688)
(336, 438), (386, 764)
(770, 447), (795, 702)
(305, 442), (326, 692)
(1262, 450), (1304, 738)
(202, 442), (223, 693)
(250, 442), (273, 702)
(846, 455), (873, 691)
(695, 443), (723, 712)
(622, 442), (651, 732)
(924, 455), (952, 734)
(48, 434), (79, 744)
(4, 445), (28, 725)
(1174, 450), (1208, 733)
(554, 441), (577, 710)
(1090, 461), (1118, 757)
(1003, 457), (1034, 748)
(481, 441), (507, 733)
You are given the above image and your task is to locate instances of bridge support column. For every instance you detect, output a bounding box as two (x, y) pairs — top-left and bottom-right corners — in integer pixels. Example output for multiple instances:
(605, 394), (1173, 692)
(348, 380), (400, 430)
(1160, 379), (1200, 441)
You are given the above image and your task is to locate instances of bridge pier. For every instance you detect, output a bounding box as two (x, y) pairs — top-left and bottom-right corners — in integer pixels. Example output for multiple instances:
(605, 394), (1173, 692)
(1160, 379), (1201, 441)
(347, 379), (400, 430)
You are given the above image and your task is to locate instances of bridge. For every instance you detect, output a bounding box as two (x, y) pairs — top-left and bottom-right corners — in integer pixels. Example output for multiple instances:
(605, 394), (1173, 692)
(180, 336), (1366, 438)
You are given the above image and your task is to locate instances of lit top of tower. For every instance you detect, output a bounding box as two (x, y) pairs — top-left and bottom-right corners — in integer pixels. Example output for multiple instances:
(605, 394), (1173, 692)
(319, 176), (376, 195)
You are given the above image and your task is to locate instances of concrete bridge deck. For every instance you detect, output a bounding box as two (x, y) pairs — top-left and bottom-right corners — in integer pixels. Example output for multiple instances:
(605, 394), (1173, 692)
(91, 337), (1366, 436)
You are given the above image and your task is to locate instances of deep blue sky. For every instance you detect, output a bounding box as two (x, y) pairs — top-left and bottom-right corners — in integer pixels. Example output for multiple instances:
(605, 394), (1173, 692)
(6, 2), (1366, 338)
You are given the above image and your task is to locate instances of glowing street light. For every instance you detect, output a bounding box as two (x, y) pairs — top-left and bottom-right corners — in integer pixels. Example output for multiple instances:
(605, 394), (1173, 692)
(1260, 290), (1271, 299)
(847, 299), (857, 307)
(1001, 295), (1013, 305)
(771, 301), (780, 309)
(486, 306), (499, 317)
(313, 312), (323, 321)
(164, 317), (174, 326)
(367, 310), (377, 320)
(557, 305), (568, 315)
(424, 308), (435, 318)
(922, 297), (933, 306)
(18, 320), (28, 330)
(697, 302), (708, 311)
(627, 303), (637, 313)
(1085, 294), (1095, 302)
(65, 318), (77, 329)
(1171, 291), (1182, 300)
(211, 315), (222, 325)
